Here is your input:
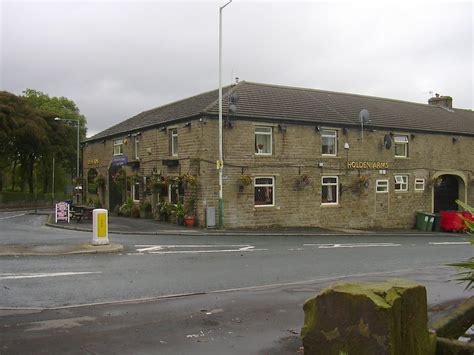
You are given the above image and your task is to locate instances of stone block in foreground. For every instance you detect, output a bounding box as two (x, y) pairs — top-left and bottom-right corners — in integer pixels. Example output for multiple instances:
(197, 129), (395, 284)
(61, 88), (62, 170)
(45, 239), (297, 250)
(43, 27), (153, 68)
(301, 279), (436, 355)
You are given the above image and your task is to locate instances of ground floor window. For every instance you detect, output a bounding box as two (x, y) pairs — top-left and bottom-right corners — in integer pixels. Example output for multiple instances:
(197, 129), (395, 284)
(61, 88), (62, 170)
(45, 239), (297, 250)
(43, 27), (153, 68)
(254, 177), (274, 206)
(167, 182), (185, 205)
(376, 179), (389, 193)
(394, 175), (408, 192)
(322, 176), (338, 205)
(414, 178), (425, 191)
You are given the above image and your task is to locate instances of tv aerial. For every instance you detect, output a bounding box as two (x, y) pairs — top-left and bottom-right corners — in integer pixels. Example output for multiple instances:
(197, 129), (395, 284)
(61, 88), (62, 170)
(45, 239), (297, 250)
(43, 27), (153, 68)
(359, 109), (370, 141)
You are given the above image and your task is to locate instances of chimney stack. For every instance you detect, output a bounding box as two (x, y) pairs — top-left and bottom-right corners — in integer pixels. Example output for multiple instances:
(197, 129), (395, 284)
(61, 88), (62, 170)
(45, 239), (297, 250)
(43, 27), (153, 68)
(428, 93), (453, 109)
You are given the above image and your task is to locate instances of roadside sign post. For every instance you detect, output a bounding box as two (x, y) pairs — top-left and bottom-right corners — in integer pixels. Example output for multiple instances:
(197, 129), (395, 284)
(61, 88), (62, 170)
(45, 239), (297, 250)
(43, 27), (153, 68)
(55, 202), (70, 223)
(92, 209), (109, 245)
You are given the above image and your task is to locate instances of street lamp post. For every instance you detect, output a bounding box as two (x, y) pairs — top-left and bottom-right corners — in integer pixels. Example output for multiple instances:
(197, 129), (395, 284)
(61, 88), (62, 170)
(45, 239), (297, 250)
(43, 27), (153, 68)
(54, 116), (81, 187)
(218, 0), (232, 229)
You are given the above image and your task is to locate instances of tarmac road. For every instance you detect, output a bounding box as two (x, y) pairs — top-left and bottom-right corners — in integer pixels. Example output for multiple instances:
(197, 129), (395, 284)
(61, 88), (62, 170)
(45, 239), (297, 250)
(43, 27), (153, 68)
(0, 211), (472, 309)
(1, 211), (473, 354)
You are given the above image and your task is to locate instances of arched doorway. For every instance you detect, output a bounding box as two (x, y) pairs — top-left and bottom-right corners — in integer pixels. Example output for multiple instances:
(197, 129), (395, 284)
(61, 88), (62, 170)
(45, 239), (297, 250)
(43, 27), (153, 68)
(433, 175), (460, 212)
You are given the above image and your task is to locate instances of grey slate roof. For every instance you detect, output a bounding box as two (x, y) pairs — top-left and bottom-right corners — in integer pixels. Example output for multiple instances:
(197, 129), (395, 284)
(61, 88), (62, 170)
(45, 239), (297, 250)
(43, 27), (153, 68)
(86, 81), (474, 142)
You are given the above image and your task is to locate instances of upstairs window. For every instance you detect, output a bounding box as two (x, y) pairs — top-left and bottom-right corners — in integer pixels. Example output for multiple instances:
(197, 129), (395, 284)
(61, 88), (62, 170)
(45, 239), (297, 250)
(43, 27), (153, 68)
(169, 128), (178, 156)
(255, 127), (272, 155)
(134, 135), (140, 160)
(321, 130), (337, 156)
(394, 135), (409, 158)
(394, 175), (408, 192)
(322, 176), (338, 205)
(113, 139), (123, 156)
(254, 177), (274, 206)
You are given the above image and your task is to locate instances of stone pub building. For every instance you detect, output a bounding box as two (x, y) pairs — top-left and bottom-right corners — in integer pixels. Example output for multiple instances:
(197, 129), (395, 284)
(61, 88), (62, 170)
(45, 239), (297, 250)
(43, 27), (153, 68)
(82, 81), (474, 229)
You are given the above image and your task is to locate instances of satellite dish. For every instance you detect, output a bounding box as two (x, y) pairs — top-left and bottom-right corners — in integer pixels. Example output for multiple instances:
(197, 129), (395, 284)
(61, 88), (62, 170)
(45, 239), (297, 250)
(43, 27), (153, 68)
(230, 93), (240, 104)
(359, 109), (370, 124)
(383, 134), (392, 149)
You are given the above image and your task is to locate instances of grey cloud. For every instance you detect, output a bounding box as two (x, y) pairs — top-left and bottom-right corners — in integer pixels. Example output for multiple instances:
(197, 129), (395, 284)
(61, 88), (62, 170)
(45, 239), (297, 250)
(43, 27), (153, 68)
(2, 1), (472, 138)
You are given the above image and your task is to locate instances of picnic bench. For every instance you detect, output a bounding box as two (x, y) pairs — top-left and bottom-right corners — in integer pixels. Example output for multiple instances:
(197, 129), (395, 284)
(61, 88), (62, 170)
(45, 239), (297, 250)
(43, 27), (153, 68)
(70, 205), (95, 223)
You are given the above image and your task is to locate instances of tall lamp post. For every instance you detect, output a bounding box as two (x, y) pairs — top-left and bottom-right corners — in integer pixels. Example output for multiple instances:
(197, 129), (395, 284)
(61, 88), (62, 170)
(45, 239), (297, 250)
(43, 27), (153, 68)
(218, 0), (232, 229)
(54, 117), (81, 194)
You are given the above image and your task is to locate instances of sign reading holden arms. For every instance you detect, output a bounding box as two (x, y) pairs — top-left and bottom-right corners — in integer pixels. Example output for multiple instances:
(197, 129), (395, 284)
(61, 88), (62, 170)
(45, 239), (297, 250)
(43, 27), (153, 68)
(347, 161), (389, 169)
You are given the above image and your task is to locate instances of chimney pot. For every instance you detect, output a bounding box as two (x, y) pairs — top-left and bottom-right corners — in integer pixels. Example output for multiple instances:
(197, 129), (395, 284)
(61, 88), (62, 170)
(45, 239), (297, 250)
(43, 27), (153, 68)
(428, 94), (453, 109)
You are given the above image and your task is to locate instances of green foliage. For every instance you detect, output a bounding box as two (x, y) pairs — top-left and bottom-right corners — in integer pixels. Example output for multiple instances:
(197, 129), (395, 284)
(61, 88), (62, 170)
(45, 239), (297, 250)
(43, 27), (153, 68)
(448, 200), (474, 290)
(175, 202), (185, 218)
(158, 201), (173, 220)
(118, 197), (135, 217)
(0, 89), (88, 195)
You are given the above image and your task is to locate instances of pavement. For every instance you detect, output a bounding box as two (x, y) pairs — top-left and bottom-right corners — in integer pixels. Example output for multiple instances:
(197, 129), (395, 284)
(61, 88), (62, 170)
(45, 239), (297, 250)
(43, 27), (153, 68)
(44, 210), (440, 236)
(0, 208), (460, 256)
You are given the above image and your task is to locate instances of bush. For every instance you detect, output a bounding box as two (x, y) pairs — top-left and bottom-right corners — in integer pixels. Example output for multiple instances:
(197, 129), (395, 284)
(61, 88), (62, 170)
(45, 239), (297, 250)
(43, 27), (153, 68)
(118, 197), (134, 217)
(448, 200), (474, 290)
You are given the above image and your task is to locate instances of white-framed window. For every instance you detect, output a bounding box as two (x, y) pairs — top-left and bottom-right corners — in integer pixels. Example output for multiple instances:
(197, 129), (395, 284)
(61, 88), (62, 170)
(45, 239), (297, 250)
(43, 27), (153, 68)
(321, 129), (337, 156)
(168, 184), (178, 204)
(394, 135), (409, 158)
(394, 175), (408, 192)
(132, 182), (140, 202)
(322, 176), (339, 205)
(414, 178), (425, 191)
(376, 179), (389, 193)
(254, 177), (274, 206)
(167, 182), (184, 204)
(113, 139), (123, 156)
(134, 135), (140, 160)
(255, 127), (272, 155)
(169, 128), (178, 156)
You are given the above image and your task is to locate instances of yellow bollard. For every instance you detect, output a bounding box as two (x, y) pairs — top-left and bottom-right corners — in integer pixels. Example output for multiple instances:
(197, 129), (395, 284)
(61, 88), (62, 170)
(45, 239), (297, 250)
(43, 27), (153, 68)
(92, 209), (109, 245)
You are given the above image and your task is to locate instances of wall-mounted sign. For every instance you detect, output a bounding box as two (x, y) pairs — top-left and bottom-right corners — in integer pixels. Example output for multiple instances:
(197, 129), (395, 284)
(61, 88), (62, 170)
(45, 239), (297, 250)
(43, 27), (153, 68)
(347, 161), (389, 169)
(87, 159), (100, 165)
(112, 155), (128, 167)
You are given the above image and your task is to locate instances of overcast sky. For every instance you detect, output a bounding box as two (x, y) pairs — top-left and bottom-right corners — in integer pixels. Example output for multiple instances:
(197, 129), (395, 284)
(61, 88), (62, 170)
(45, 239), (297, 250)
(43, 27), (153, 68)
(2, 0), (473, 137)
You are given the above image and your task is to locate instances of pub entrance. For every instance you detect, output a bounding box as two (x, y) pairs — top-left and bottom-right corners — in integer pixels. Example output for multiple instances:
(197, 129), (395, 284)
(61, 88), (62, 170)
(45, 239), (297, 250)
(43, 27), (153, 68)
(108, 165), (123, 213)
(434, 175), (460, 213)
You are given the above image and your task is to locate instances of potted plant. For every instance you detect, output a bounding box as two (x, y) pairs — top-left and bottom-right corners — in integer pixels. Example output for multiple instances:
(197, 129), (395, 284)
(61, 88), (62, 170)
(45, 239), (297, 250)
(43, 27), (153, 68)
(175, 202), (185, 225)
(159, 201), (172, 221)
(184, 214), (196, 227)
(184, 194), (197, 227)
(237, 174), (252, 192)
(257, 143), (264, 153)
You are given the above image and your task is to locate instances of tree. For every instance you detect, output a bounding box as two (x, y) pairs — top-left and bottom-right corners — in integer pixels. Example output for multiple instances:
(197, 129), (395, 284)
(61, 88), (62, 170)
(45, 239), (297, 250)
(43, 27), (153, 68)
(21, 89), (88, 192)
(0, 90), (88, 195)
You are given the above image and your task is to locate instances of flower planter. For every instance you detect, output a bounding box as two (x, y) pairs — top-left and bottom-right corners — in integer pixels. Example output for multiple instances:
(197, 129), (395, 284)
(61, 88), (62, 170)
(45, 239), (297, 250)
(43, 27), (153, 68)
(184, 215), (196, 227)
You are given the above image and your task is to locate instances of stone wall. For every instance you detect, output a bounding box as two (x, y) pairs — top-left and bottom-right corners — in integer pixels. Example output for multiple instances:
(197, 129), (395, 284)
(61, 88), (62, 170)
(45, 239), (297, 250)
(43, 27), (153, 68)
(83, 117), (474, 229)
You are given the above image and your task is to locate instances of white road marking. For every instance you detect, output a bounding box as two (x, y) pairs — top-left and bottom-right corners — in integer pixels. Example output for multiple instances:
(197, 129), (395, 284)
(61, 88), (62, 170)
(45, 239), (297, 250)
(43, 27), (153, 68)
(133, 244), (267, 255)
(0, 213), (26, 220)
(429, 242), (471, 245)
(0, 272), (101, 280)
(304, 243), (402, 249)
